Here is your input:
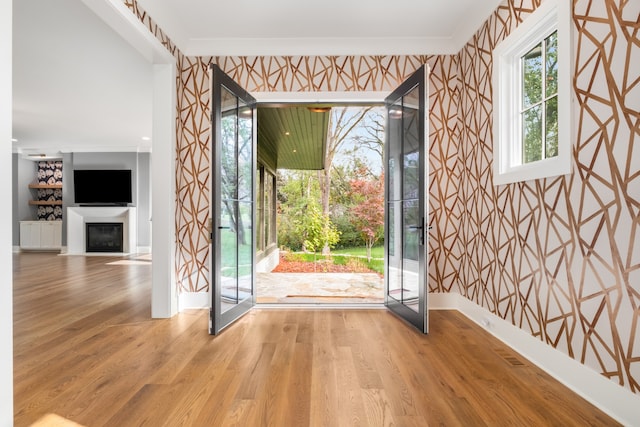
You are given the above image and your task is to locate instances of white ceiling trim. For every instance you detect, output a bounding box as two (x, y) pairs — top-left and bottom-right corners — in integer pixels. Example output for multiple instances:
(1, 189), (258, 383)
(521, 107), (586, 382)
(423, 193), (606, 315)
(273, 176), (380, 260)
(187, 36), (459, 57)
(135, 0), (503, 58)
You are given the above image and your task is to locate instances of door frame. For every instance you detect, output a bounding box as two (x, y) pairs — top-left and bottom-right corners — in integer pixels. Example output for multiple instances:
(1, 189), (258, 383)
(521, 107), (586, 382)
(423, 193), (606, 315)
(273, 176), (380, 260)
(211, 83), (429, 321)
(252, 85), (429, 317)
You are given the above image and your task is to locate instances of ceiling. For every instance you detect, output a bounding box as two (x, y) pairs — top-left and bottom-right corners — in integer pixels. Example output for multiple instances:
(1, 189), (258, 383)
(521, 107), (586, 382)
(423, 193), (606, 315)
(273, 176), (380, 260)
(12, 0), (154, 157)
(136, 0), (503, 56)
(12, 0), (502, 156)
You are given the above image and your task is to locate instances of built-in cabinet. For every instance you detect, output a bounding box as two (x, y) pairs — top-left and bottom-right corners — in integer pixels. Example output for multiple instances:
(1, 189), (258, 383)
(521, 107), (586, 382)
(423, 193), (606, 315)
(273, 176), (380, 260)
(19, 160), (64, 251)
(19, 221), (62, 251)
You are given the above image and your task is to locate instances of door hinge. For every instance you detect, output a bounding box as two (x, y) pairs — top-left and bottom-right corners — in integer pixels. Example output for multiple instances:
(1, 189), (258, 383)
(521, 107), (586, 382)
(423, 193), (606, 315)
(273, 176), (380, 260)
(208, 218), (213, 243)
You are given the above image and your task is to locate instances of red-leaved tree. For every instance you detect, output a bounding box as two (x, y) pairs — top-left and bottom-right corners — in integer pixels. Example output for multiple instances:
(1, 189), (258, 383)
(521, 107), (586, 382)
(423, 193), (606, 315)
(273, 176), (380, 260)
(350, 172), (384, 261)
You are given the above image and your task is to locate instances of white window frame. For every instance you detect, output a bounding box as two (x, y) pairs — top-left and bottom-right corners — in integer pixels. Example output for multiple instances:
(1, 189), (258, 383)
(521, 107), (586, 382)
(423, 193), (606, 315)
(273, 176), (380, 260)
(493, 0), (572, 185)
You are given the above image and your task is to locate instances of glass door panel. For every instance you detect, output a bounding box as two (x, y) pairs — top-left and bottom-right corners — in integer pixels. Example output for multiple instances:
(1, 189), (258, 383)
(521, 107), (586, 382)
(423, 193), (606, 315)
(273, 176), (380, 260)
(384, 65), (429, 333)
(210, 65), (257, 334)
(387, 97), (403, 304)
(220, 85), (239, 312)
(237, 200), (253, 302)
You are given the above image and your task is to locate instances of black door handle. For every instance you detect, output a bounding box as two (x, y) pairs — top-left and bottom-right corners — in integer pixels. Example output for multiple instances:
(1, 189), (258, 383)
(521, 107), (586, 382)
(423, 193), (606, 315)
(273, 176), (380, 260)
(407, 217), (427, 245)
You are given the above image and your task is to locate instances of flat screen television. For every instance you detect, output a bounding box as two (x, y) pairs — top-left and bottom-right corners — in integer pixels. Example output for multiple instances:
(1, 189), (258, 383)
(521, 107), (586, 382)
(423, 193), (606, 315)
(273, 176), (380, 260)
(73, 169), (132, 206)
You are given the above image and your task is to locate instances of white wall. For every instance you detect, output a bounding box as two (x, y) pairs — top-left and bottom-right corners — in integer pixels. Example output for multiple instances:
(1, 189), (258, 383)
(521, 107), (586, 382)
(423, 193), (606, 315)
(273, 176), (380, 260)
(12, 155), (39, 246)
(137, 152), (151, 247)
(1, 0), (14, 422)
(12, 0), (153, 152)
(12, 155), (19, 245)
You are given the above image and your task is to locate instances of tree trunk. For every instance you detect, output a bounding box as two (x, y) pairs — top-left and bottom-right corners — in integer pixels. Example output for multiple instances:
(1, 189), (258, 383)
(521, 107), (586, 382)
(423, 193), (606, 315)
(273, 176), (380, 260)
(319, 107), (372, 256)
(318, 169), (331, 255)
(318, 169), (331, 215)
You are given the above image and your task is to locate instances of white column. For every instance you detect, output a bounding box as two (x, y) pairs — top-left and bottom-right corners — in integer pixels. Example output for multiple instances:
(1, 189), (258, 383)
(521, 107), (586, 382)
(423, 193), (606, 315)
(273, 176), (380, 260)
(151, 63), (178, 318)
(80, 0), (178, 318)
(0, 0), (14, 422)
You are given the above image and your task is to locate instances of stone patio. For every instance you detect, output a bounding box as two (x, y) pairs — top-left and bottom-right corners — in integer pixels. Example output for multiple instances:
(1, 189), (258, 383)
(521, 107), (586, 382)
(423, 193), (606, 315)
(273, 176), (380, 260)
(256, 272), (383, 304)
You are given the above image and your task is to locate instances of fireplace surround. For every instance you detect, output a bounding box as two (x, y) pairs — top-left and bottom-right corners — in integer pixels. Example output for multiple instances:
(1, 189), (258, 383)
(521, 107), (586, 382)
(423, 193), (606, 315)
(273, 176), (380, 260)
(66, 206), (137, 254)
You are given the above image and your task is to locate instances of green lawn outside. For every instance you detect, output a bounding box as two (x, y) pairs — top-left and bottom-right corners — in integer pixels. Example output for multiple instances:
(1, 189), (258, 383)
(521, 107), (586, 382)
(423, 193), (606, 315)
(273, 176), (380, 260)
(220, 229), (252, 278)
(331, 246), (384, 259)
(285, 248), (384, 275)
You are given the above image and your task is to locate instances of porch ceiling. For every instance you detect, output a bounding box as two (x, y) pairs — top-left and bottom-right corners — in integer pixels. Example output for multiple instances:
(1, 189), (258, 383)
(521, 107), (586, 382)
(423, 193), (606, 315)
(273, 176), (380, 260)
(258, 106), (330, 170)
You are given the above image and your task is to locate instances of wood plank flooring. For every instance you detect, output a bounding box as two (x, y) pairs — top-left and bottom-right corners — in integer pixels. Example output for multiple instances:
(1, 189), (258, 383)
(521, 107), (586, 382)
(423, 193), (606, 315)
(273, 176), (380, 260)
(13, 252), (619, 426)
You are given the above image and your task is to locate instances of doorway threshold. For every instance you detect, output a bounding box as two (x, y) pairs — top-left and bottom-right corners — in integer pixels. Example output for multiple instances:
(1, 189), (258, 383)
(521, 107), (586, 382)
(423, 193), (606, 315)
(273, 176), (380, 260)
(255, 303), (385, 310)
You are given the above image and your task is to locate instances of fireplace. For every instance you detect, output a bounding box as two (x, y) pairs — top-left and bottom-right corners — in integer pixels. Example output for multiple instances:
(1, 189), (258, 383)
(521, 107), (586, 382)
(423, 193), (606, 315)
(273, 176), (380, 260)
(86, 222), (124, 252)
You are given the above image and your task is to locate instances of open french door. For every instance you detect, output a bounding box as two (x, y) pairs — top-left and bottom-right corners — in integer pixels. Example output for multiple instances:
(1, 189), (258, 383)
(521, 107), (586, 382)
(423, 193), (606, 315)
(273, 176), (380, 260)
(209, 64), (257, 335)
(384, 65), (430, 333)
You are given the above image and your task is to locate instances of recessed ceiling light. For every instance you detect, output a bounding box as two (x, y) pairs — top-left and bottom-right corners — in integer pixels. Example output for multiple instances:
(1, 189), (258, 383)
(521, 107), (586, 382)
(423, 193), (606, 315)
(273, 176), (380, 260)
(141, 136), (151, 141)
(389, 108), (403, 119)
(308, 107), (331, 113)
(11, 138), (18, 142)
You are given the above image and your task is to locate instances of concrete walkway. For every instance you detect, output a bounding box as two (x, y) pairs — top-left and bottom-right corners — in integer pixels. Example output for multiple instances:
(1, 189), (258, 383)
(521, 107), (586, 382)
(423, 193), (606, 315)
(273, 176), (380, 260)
(256, 272), (383, 304)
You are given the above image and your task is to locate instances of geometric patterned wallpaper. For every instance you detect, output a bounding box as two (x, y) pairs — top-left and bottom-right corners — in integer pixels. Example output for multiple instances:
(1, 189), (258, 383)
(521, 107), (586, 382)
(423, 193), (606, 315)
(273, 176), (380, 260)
(456, 0), (639, 393)
(175, 54), (434, 293)
(573, 0), (639, 392)
(122, 0), (639, 394)
(203, 55), (431, 92)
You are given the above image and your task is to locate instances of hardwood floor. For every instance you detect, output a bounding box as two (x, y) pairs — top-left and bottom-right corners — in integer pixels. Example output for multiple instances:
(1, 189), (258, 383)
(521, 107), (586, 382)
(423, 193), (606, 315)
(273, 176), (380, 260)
(13, 252), (618, 426)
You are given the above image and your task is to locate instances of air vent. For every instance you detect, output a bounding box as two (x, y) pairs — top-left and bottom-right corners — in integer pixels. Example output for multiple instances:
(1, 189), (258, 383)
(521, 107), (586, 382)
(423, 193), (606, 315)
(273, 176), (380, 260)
(494, 348), (526, 367)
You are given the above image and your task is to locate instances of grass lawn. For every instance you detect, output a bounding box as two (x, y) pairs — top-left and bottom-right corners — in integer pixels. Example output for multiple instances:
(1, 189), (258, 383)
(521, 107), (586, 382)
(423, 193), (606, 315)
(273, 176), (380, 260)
(332, 246), (383, 259)
(284, 247), (384, 275)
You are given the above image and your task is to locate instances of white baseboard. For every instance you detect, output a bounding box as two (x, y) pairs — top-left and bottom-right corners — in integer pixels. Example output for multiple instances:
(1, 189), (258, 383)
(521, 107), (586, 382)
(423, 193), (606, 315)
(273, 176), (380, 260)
(178, 292), (209, 311)
(428, 292), (460, 309)
(137, 246), (151, 254)
(430, 292), (640, 426)
(16, 246), (64, 253)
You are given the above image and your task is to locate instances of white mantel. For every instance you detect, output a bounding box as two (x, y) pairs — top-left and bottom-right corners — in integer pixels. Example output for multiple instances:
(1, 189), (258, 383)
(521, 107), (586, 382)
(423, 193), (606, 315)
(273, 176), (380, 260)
(67, 206), (137, 254)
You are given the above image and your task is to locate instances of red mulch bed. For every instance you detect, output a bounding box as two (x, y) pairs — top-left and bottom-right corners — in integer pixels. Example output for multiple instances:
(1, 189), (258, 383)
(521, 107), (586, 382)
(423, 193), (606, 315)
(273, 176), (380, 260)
(272, 253), (372, 274)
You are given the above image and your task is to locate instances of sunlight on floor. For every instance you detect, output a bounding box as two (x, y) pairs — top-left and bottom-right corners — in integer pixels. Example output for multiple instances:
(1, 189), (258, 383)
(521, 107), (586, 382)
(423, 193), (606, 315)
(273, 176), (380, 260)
(29, 413), (85, 427)
(106, 253), (152, 266)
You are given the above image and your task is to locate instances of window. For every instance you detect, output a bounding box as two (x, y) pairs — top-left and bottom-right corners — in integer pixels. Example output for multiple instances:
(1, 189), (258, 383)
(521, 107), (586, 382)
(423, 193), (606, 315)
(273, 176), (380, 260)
(266, 169), (277, 246)
(256, 164), (263, 250)
(256, 164), (277, 252)
(493, 0), (571, 185)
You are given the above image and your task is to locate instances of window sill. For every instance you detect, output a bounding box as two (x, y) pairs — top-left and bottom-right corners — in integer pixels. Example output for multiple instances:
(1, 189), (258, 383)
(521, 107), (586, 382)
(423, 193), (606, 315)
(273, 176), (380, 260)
(494, 155), (571, 185)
